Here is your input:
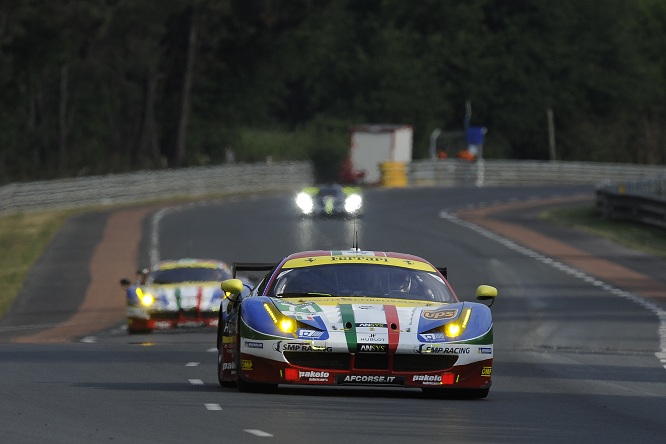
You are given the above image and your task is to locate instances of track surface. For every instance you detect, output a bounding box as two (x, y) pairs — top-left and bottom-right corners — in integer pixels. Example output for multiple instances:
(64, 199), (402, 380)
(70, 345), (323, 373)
(1, 185), (665, 443)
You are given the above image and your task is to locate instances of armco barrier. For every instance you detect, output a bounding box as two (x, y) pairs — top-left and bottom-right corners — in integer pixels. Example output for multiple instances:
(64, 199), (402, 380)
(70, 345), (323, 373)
(596, 177), (666, 229)
(2, 160), (665, 227)
(0, 161), (314, 214)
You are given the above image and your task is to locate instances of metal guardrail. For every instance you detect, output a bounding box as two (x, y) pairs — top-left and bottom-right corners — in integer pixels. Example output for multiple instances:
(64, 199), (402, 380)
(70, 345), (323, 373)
(596, 177), (666, 229)
(1, 159), (665, 229)
(0, 161), (314, 214)
(409, 159), (666, 186)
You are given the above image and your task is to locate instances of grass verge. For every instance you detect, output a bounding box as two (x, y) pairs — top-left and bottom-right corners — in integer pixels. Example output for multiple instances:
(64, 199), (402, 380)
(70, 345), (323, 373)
(0, 210), (78, 316)
(540, 205), (666, 259)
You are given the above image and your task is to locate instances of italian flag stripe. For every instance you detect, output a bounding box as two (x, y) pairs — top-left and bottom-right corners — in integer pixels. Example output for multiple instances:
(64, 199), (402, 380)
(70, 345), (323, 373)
(339, 304), (357, 353)
(384, 304), (400, 353)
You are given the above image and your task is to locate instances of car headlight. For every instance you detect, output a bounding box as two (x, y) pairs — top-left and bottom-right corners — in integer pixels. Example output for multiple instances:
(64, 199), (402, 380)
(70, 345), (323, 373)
(136, 288), (155, 306)
(444, 308), (472, 338)
(264, 303), (298, 334)
(295, 192), (314, 213)
(344, 194), (362, 213)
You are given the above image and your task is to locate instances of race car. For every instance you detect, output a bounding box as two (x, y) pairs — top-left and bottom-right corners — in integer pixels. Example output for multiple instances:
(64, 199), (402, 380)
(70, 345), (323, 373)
(216, 249), (497, 398)
(120, 258), (233, 334)
(294, 184), (363, 217)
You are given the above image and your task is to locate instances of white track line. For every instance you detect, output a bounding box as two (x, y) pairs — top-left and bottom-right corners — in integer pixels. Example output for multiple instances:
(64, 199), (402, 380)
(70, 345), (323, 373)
(439, 210), (666, 371)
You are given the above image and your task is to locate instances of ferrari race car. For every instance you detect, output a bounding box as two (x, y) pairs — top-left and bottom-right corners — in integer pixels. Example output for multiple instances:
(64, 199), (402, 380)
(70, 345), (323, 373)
(216, 250), (497, 398)
(121, 258), (233, 334)
(294, 184), (363, 217)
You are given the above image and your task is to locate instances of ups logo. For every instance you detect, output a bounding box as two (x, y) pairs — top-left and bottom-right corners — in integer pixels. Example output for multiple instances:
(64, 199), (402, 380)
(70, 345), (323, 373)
(421, 309), (457, 320)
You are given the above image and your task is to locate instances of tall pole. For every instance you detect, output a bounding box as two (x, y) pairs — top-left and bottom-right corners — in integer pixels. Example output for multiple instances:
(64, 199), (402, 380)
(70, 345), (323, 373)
(547, 108), (556, 160)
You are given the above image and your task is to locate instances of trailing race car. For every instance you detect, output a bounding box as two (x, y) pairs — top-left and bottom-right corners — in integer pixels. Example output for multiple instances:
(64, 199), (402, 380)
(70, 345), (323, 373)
(121, 258), (232, 334)
(216, 249), (497, 398)
(294, 184), (363, 217)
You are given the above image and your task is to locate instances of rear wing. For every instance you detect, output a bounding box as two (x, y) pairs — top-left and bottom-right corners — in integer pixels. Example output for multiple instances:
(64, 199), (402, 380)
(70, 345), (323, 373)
(232, 262), (277, 278)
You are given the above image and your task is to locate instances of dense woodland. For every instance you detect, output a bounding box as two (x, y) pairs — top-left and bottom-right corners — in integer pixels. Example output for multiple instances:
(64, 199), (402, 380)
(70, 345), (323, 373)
(1, 0), (665, 184)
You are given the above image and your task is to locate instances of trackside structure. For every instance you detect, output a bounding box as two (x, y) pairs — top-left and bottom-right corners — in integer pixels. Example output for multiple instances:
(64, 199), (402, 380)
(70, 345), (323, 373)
(347, 124), (413, 184)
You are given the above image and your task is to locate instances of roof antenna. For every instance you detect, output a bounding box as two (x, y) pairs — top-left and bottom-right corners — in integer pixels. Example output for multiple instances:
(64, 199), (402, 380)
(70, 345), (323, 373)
(352, 218), (359, 251)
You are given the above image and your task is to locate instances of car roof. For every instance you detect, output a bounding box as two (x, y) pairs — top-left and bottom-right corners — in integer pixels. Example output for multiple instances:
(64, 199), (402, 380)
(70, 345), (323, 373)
(151, 258), (230, 271)
(281, 250), (438, 272)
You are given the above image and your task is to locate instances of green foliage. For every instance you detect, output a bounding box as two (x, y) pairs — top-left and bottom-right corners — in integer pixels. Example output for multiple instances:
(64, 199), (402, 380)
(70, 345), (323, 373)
(1, 0), (666, 183)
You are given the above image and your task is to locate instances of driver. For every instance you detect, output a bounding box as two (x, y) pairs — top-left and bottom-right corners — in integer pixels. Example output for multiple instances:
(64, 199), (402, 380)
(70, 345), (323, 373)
(389, 268), (413, 295)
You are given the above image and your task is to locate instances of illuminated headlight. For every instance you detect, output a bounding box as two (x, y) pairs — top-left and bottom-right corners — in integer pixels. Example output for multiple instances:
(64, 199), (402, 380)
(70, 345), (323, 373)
(344, 194), (363, 213)
(295, 192), (314, 213)
(444, 308), (472, 338)
(136, 288), (155, 306)
(264, 303), (297, 334)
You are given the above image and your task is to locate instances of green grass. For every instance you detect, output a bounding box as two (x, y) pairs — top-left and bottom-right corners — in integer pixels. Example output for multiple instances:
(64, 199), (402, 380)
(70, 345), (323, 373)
(540, 205), (666, 258)
(0, 210), (77, 315)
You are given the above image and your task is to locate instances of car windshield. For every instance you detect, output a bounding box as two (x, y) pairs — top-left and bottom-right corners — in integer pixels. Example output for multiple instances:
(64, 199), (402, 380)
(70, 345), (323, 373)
(267, 264), (456, 303)
(145, 267), (230, 285)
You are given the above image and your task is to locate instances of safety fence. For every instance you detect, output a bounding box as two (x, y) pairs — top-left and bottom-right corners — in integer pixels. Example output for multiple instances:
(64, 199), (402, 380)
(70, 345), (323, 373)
(0, 161), (314, 214)
(596, 176), (666, 229)
(1, 160), (665, 223)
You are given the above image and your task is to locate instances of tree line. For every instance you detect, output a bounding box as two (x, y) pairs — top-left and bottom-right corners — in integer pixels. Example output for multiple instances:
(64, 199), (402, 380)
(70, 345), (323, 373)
(1, 0), (665, 184)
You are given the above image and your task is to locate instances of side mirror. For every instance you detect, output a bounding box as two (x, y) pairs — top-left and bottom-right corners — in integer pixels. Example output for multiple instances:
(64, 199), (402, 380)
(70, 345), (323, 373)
(120, 278), (131, 288)
(476, 285), (497, 306)
(221, 278), (245, 301)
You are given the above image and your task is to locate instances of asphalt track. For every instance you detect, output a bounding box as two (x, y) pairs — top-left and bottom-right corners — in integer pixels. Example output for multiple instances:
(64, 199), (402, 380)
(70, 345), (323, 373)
(1, 185), (665, 443)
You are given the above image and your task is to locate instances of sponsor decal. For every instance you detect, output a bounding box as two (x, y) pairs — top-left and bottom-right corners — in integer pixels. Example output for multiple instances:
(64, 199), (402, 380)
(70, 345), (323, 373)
(358, 344), (387, 353)
(412, 375), (441, 383)
(222, 362), (236, 371)
(421, 309), (458, 320)
(357, 333), (384, 343)
(330, 256), (389, 263)
(153, 321), (172, 329)
(295, 314), (315, 321)
(274, 341), (333, 352)
(337, 375), (405, 385)
(245, 341), (263, 349)
(241, 360), (253, 370)
(414, 345), (471, 354)
(419, 333), (447, 341)
(357, 323), (386, 328)
(298, 330), (326, 339)
(299, 371), (330, 382)
(481, 367), (492, 377)
(479, 347), (492, 354)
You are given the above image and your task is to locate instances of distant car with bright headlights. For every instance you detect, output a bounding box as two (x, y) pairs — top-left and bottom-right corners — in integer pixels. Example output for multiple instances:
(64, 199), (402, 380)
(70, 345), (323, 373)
(295, 184), (363, 217)
(120, 259), (232, 334)
(216, 249), (497, 398)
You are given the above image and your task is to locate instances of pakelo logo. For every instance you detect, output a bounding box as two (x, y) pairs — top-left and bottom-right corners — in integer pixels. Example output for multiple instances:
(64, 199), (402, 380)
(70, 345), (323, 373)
(222, 362), (236, 371)
(358, 344), (387, 353)
(241, 360), (253, 370)
(299, 371), (330, 382)
(481, 367), (492, 376)
(412, 375), (442, 382)
(421, 309), (458, 320)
